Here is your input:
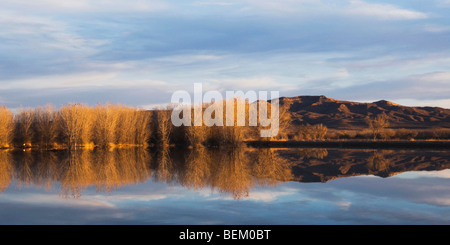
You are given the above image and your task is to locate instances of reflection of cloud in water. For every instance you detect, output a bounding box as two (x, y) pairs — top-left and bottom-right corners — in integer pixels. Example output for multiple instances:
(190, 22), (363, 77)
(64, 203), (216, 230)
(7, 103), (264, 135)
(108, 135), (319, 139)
(394, 169), (450, 179)
(1, 161), (450, 224)
(242, 190), (292, 202)
(0, 193), (116, 208)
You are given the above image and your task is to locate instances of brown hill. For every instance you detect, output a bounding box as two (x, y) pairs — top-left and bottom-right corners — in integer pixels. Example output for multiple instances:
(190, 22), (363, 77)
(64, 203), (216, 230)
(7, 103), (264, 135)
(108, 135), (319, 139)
(274, 95), (450, 129)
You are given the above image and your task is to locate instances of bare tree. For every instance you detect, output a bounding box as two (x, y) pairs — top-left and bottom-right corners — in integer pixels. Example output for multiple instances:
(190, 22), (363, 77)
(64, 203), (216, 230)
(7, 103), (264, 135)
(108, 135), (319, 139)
(221, 99), (249, 146)
(156, 108), (173, 147)
(93, 104), (120, 148)
(295, 124), (328, 141)
(186, 106), (207, 147)
(0, 106), (13, 148)
(58, 104), (94, 149)
(14, 108), (35, 147)
(366, 113), (390, 140)
(34, 105), (58, 149)
(257, 101), (292, 141)
(134, 110), (152, 147)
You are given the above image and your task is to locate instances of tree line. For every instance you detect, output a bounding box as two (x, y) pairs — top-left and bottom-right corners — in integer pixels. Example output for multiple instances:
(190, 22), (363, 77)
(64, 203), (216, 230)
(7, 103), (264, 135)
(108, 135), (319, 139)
(0, 104), (151, 149)
(0, 100), (292, 150)
(3, 101), (430, 150)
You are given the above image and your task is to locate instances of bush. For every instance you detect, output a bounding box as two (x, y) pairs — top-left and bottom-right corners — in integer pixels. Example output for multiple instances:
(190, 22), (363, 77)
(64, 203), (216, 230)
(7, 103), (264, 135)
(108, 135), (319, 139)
(295, 124), (328, 141)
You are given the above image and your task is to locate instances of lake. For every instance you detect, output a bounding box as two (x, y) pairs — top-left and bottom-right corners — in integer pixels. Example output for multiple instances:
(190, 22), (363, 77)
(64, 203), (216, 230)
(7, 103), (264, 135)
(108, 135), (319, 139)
(0, 147), (449, 225)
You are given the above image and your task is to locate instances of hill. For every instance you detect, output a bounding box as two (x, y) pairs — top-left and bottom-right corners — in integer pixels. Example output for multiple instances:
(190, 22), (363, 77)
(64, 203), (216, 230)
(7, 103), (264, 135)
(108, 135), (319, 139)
(274, 95), (450, 130)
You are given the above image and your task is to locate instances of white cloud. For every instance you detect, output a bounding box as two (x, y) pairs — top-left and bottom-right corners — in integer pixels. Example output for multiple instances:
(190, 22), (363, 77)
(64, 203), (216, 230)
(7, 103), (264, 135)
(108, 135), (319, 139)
(209, 77), (297, 93)
(334, 68), (351, 79)
(155, 54), (225, 65)
(424, 198), (450, 206)
(435, 0), (450, 7)
(192, 1), (235, 6)
(393, 99), (450, 109)
(415, 71), (450, 82)
(336, 201), (352, 210)
(395, 169), (450, 179)
(241, 0), (314, 14)
(424, 24), (450, 33)
(0, 9), (105, 59)
(236, 0), (428, 20)
(0, 72), (118, 90)
(94, 194), (169, 202)
(0, 0), (169, 13)
(0, 70), (175, 91)
(246, 190), (291, 202)
(0, 193), (116, 208)
(345, 0), (428, 20)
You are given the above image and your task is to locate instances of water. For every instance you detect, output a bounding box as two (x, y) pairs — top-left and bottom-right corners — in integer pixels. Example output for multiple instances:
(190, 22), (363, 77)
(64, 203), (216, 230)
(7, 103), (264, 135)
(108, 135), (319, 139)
(0, 148), (449, 225)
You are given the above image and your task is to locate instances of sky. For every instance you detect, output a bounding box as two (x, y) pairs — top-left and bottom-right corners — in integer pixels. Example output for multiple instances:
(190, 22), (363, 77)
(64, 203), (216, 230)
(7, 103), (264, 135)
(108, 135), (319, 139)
(0, 0), (449, 109)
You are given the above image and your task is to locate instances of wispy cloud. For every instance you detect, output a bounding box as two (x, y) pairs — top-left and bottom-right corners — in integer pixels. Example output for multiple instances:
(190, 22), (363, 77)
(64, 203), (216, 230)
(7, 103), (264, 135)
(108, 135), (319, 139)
(435, 0), (450, 7)
(319, 71), (450, 106)
(235, 0), (428, 20)
(0, 72), (117, 90)
(424, 24), (450, 33)
(192, 1), (235, 6)
(210, 76), (297, 92)
(0, 0), (169, 13)
(1, 193), (116, 208)
(395, 169), (450, 179)
(245, 190), (292, 202)
(344, 0), (428, 20)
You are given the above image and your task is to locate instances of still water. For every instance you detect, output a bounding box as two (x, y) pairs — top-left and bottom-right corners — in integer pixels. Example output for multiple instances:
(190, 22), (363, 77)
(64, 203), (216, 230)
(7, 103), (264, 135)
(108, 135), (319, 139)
(0, 147), (449, 224)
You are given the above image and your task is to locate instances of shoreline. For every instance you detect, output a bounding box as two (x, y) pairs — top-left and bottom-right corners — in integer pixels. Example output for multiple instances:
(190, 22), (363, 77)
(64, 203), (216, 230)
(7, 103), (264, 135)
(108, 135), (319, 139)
(2, 140), (450, 151)
(245, 140), (450, 149)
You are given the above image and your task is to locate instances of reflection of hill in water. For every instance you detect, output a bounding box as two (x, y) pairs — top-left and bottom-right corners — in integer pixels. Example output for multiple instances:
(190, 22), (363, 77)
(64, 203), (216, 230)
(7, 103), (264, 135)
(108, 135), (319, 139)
(287, 149), (450, 182)
(0, 148), (449, 199)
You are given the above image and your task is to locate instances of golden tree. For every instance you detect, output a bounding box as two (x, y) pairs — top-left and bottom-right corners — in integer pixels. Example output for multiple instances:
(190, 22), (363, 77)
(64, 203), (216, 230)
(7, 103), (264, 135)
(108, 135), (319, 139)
(0, 106), (13, 148)
(156, 108), (173, 148)
(58, 104), (95, 149)
(34, 105), (58, 149)
(366, 113), (390, 140)
(14, 108), (35, 147)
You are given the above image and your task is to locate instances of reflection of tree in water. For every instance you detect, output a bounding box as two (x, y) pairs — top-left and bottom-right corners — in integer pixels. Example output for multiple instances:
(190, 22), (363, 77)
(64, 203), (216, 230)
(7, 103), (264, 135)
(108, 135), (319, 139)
(180, 147), (211, 191)
(252, 148), (293, 188)
(165, 147), (254, 199)
(366, 150), (392, 177)
(59, 150), (96, 198)
(2, 149), (152, 198)
(211, 147), (252, 199)
(0, 150), (12, 192)
(3, 147), (448, 199)
(153, 147), (176, 184)
(59, 149), (152, 198)
(9, 151), (60, 191)
(2, 148), (293, 200)
(14, 150), (34, 188)
(296, 148), (328, 160)
(32, 151), (60, 191)
(99, 149), (150, 192)
(175, 147), (293, 199)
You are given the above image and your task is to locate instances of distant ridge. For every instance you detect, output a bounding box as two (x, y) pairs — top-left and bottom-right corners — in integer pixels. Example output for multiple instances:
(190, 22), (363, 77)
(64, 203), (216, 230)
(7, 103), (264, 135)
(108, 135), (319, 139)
(272, 96), (450, 129)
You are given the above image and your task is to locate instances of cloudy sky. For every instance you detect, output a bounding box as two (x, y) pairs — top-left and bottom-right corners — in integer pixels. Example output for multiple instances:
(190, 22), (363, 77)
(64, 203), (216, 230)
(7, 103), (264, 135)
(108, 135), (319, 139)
(0, 0), (449, 109)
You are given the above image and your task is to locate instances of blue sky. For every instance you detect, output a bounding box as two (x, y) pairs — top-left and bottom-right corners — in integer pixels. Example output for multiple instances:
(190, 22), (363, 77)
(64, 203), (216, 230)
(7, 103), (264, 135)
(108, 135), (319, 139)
(0, 0), (449, 109)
